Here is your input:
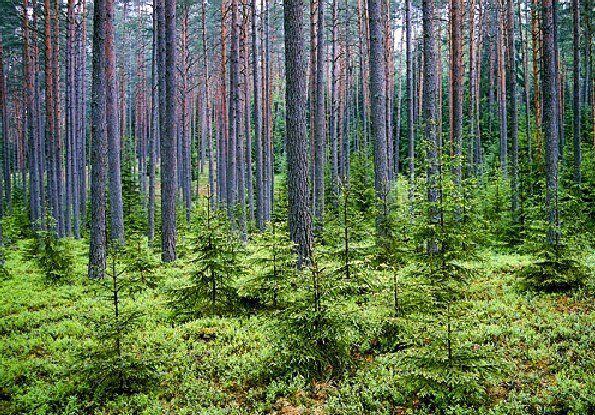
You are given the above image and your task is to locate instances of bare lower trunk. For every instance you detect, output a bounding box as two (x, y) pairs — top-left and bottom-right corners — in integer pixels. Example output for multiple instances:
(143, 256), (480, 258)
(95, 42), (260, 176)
(284, 0), (313, 267)
(572, 0), (581, 183)
(158, 0), (178, 261)
(368, 0), (389, 236)
(106, 0), (124, 244)
(89, 0), (108, 278)
(542, 0), (560, 244)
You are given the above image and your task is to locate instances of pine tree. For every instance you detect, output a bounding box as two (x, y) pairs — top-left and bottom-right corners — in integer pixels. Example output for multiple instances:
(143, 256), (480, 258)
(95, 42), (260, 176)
(79, 251), (157, 402)
(170, 198), (242, 320)
(284, 0), (313, 267)
(245, 219), (295, 307)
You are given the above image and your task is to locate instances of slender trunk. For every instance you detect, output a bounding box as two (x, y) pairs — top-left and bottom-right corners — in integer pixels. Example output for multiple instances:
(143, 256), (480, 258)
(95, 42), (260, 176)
(422, 0), (439, 251)
(313, 0), (325, 231)
(158, 0), (178, 261)
(243, 7), (254, 225)
(368, 0), (388, 236)
(219, 0), (228, 205)
(252, 0), (264, 229)
(542, 0), (560, 245)
(181, 8), (191, 222)
(451, 0), (462, 185)
(531, 0), (542, 158)
(284, 0), (313, 267)
(519, 0), (532, 168)
(89, 0), (108, 278)
(78, 0), (87, 233)
(54, 0), (64, 237)
(406, 0), (414, 205)
(148, 2), (158, 243)
(309, 0), (317, 211)
(572, 0), (581, 183)
(497, 3), (508, 178)
(507, 0), (519, 218)
(0, 35), (10, 209)
(330, 0), (339, 199)
(227, 0), (240, 216)
(65, 0), (76, 237)
(45, 0), (57, 232)
(106, 0), (124, 243)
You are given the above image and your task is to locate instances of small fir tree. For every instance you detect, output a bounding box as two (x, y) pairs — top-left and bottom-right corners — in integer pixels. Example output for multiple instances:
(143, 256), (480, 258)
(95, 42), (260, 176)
(394, 155), (498, 409)
(78, 249), (157, 403)
(244, 219), (295, 308)
(170, 196), (242, 320)
(24, 220), (74, 283)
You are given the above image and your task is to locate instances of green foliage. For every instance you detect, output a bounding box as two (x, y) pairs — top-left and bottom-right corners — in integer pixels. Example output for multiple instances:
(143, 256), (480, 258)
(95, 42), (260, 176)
(24, 227), (74, 283)
(169, 200), (242, 320)
(348, 151), (376, 214)
(77, 253), (158, 404)
(122, 236), (161, 295)
(385, 156), (499, 409)
(320, 184), (374, 294)
(479, 171), (522, 248)
(243, 220), (296, 308)
(517, 241), (591, 292)
(121, 143), (147, 236)
(518, 182), (592, 293)
(0, 188), (32, 242)
(0, 249), (8, 281)
(271, 257), (354, 380)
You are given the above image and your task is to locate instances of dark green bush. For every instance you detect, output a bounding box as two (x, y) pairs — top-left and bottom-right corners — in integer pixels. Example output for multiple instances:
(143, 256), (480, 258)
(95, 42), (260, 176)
(24, 229), (74, 283)
(170, 201), (242, 320)
(77, 254), (158, 404)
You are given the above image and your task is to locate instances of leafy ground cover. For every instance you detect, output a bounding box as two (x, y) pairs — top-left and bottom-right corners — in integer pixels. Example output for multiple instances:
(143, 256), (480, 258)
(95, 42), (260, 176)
(1, 237), (593, 415)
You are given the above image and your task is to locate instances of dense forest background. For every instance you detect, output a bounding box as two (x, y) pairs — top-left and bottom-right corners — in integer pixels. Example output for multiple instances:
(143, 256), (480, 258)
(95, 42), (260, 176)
(0, 0), (594, 413)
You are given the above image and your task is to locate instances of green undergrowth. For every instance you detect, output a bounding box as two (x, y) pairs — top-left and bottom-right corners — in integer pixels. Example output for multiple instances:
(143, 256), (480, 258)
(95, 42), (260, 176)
(1, 239), (594, 414)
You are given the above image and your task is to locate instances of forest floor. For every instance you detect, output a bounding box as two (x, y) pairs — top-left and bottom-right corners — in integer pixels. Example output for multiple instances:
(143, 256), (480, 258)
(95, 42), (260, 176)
(1, 238), (594, 415)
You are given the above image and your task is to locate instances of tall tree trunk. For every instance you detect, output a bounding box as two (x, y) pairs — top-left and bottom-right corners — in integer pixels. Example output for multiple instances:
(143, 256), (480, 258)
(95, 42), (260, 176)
(227, 0), (240, 216)
(201, 0), (215, 206)
(89, 0), (108, 278)
(531, 0), (542, 159)
(394, 23), (405, 177)
(44, 0), (57, 232)
(497, 3), (508, 178)
(243, 6), (254, 225)
(158, 0), (178, 261)
(507, 0), (519, 220)
(384, 0), (394, 181)
(148, 1), (158, 243)
(422, 0), (439, 252)
(330, 0), (339, 201)
(451, 0), (463, 185)
(469, 0), (479, 174)
(368, 0), (388, 236)
(519, 0), (532, 169)
(542, 0), (560, 245)
(572, 0), (581, 183)
(77, 0), (88, 234)
(65, 0), (75, 237)
(263, 0), (272, 222)
(406, 0), (414, 206)
(53, 0), (64, 237)
(356, 0), (368, 150)
(309, 0), (317, 211)
(252, 0), (264, 229)
(106, 0), (124, 243)
(284, 0), (313, 267)
(237, 4), (247, 237)
(313, 0), (325, 231)
(180, 7), (191, 222)
(0, 34), (10, 209)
